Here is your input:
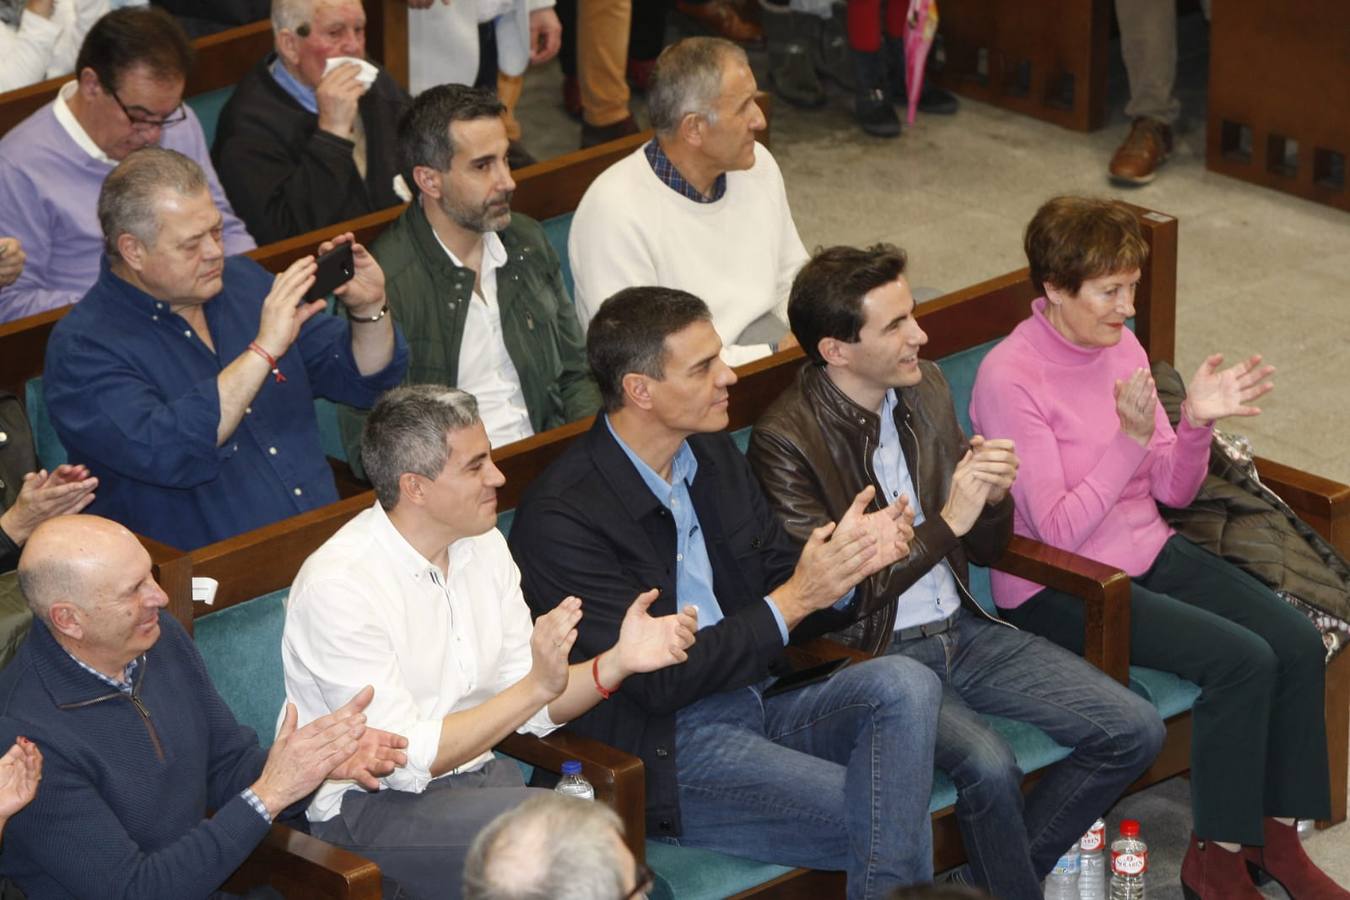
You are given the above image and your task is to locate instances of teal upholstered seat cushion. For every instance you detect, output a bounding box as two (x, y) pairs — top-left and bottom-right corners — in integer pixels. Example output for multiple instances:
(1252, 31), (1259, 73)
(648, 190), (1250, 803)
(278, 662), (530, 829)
(186, 87), (236, 151)
(195, 588), (289, 747)
(25, 377), (66, 470)
(644, 840), (793, 900)
(540, 212), (576, 301)
(1128, 665), (1202, 719)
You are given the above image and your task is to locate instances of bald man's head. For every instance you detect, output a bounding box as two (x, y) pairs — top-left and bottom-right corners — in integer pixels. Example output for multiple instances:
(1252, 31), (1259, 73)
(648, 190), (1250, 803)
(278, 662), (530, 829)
(17, 515), (169, 676)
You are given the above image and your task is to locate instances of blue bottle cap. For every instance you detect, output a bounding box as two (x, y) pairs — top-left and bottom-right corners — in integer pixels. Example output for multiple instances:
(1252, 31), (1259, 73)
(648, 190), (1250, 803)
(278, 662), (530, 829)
(561, 760), (582, 775)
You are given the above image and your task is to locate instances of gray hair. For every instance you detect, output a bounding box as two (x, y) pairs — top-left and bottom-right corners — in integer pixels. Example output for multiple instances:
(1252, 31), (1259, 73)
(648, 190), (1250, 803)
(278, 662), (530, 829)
(647, 37), (747, 135)
(16, 556), (82, 623)
(462, 794), (630, 900)
(361, 385), (481, 510)
(98, 147), (208, 258)
(271, 0), (313, 36)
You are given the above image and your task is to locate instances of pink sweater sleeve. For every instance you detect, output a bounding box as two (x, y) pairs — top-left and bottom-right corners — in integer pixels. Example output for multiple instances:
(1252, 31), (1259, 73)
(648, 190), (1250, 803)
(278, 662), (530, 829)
(972, 365), (1151, 553)
(1144, 402), (1214, 508)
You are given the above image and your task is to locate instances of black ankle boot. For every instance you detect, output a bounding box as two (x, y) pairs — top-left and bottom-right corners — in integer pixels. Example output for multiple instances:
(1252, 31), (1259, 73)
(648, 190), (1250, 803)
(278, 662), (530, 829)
(851, 50), (900, 137)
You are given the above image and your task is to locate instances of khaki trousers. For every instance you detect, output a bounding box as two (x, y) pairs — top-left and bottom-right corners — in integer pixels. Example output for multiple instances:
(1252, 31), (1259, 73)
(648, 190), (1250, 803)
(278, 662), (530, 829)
(579, 0), (634, 125)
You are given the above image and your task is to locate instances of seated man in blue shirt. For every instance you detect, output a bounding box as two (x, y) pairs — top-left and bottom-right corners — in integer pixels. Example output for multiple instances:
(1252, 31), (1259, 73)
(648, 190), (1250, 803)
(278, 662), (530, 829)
(45, 147), (409, 551)
(508, 286), (945, 898)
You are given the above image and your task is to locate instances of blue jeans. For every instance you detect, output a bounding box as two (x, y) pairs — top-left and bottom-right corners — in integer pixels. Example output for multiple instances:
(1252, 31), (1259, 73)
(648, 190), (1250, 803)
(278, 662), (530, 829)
(888, 608), (1165, 900)
(665, 654), (942, 900)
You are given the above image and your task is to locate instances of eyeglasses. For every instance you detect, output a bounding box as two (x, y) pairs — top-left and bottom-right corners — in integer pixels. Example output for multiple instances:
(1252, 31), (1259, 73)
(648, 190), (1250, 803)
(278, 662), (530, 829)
(104, 82), (187, 131)
(619, 862), (654, 900)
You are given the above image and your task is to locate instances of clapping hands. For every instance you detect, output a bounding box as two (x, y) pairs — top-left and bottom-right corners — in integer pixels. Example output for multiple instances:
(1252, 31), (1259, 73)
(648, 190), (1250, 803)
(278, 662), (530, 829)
(1183, 353), (1275, 427)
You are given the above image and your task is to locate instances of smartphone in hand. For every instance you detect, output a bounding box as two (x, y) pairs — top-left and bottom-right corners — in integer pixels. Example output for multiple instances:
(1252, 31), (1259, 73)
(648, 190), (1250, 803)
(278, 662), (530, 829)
(303, 243), (355, 303)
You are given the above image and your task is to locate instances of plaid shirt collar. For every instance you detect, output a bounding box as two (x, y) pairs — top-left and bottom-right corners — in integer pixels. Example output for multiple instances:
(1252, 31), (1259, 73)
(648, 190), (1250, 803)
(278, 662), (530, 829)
(645, 140), (727, 204)
(64, 649), (141, 695)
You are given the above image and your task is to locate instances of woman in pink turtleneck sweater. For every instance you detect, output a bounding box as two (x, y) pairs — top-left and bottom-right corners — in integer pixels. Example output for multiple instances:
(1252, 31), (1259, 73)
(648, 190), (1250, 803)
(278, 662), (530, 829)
(971, 197), (1343, 900)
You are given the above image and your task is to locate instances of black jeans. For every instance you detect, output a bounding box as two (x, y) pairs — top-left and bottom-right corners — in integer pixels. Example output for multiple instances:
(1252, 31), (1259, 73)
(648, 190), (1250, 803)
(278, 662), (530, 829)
(1004, 534), (1331, 845)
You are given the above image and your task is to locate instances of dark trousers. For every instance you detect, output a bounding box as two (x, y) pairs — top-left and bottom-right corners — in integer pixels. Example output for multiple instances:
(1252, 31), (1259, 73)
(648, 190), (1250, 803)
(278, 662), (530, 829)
(310, 758), (547, 900)
(1005, 534), (1331, 845)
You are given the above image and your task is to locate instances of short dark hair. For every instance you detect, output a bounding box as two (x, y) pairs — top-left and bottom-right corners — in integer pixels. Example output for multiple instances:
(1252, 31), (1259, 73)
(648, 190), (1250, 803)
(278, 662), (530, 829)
(788, 243), (909, 366)
(76, 7), (195, 93)
(398, 84), (507, 174)
(1024, 196), (1149, 296)
(587, 287), (712, 413)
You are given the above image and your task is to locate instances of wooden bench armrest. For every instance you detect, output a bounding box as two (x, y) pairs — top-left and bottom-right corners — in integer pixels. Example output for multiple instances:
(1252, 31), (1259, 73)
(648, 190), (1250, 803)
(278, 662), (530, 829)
(993, 535), (1133, 684)
(1253, 456), (1350, 559)
(496, 731), (648, 862)
(224, 822), (381, 900)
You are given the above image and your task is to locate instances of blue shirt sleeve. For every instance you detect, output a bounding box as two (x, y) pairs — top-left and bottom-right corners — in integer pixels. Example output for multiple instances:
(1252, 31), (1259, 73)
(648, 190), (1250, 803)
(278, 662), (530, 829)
(293, 308), (409, 409)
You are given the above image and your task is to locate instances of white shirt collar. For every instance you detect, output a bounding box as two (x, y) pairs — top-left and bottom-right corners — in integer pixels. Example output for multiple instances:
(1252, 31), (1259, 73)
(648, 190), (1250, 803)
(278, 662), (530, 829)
(53, 81), (114, 165)
(368, 501), (478, 583)
(430, 227), (507, 279)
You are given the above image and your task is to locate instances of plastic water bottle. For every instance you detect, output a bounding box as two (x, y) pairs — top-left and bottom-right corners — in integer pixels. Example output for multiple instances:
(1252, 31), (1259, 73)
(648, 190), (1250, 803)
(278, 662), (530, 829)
(1078, 819), (1107, 900)
(1108, 819), (1148, 900)
(1044, 845), (1080, 900)
(554, 760), (595, 801)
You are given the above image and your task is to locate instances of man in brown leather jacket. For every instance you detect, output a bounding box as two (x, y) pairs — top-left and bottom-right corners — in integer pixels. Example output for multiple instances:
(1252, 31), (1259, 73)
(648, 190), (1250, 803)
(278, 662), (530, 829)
(747, 244), (1165, 900)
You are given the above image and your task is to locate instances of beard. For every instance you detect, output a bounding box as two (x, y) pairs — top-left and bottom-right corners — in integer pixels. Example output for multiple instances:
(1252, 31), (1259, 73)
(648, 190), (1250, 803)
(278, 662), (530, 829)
(440, 190), (514, 234)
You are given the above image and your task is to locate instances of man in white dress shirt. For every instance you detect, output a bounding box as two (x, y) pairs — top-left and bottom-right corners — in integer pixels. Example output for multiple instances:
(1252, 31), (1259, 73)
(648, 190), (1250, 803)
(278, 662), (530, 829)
(284, 384), (697, 900)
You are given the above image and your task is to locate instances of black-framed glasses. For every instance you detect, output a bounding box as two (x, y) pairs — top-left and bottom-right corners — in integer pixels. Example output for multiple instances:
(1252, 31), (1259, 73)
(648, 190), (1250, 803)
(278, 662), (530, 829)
(104, 83), (187, 131)
(620, 862), (654, 900)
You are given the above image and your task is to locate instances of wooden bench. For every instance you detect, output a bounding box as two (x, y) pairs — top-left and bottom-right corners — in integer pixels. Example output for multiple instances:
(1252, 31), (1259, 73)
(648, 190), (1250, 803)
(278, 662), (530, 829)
(930, 0), (1109, 132)
(1206, 0), (1350, 211)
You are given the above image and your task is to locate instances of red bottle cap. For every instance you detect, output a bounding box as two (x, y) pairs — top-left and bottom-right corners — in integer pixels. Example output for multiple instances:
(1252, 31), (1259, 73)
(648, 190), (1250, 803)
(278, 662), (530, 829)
(1120, 819), (1140, 837)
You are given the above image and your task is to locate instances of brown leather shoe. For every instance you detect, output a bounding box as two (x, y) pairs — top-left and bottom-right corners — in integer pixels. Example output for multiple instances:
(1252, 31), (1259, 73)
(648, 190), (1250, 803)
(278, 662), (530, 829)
(1243, 818), (1350, 899)
(1109, 118), (1173, 185)
(1180, 834), (1263, 900)
(675, 0), (763, 44)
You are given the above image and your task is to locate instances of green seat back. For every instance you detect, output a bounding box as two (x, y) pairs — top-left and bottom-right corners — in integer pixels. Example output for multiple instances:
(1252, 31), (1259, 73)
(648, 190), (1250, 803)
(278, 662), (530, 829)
(24, 378), (66, 471)
(540, 212), (576, 301)
(186, 87), (236, 151)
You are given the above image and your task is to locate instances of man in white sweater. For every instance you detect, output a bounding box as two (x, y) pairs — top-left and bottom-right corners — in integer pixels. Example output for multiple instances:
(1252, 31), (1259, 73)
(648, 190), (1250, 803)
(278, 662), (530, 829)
(568, 36), (809, 367)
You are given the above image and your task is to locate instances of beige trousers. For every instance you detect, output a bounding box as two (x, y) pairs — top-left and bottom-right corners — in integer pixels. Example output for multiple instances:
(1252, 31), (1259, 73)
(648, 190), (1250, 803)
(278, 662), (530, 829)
(1114, 0), (1211, 125)
(578, 0), (634, 125)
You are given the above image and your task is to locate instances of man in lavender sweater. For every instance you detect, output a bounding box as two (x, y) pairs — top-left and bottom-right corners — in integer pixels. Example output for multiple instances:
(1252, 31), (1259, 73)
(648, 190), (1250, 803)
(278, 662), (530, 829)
(0, 7), (252, 325)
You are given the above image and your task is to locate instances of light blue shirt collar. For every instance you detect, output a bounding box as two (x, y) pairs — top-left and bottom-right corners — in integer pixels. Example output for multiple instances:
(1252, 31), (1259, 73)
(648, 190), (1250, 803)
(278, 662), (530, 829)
(270, 55), (319, 115)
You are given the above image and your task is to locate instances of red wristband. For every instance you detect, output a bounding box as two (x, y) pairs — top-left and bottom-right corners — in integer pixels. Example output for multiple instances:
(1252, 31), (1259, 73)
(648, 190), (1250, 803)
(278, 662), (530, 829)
(248, 342), (286, 384)
(592, 656), (617, 700)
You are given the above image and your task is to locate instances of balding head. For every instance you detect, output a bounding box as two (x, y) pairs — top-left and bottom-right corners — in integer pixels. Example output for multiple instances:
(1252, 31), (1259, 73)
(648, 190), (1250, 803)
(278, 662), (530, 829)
(18, 516), (168, 677)
(462, 794), (638, 900)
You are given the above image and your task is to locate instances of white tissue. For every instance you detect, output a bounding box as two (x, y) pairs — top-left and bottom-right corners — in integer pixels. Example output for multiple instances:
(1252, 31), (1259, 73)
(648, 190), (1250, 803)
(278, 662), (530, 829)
(323, 56), (379, 87)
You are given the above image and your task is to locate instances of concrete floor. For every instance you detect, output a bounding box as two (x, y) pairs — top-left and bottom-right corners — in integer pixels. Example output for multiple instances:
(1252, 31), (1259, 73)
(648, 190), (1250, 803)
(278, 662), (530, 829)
(513, 12), (1350, 895)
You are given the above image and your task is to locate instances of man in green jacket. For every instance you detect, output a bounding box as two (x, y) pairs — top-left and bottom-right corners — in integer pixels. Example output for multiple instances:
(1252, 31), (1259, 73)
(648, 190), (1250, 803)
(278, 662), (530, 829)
(339, 86), (600, 474)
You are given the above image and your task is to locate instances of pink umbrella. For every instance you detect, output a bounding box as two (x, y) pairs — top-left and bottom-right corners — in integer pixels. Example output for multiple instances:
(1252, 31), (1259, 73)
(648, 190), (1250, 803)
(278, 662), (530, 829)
(903, 0), (939, 125)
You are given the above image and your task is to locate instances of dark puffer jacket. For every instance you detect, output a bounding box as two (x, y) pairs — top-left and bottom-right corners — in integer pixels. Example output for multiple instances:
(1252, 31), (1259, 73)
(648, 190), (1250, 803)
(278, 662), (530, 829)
(1153, 361), (1350, 655)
